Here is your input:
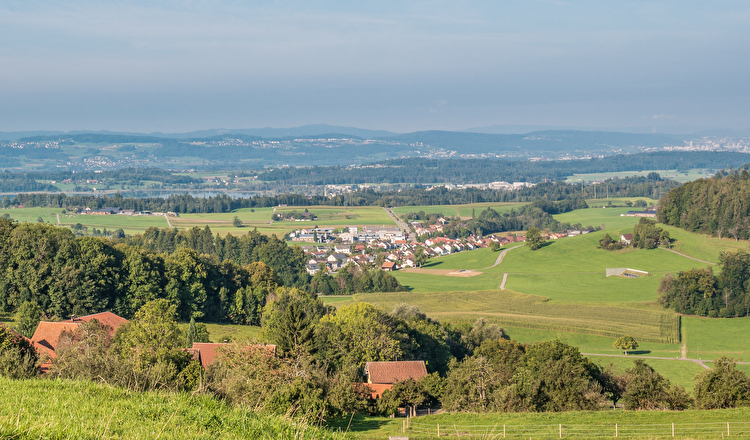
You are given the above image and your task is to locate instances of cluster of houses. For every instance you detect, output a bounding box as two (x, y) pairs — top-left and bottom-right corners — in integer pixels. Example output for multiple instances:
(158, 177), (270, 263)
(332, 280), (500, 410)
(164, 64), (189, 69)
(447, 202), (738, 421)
(11, 311), (426, 401)
(300, 233), (527, 275)
(289, 226), (405, 244)
(80, 207), (178, 216)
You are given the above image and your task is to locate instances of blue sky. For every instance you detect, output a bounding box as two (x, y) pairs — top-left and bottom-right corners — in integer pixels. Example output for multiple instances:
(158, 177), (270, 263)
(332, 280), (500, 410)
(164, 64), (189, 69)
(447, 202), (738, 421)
(1, 1), (748, 133)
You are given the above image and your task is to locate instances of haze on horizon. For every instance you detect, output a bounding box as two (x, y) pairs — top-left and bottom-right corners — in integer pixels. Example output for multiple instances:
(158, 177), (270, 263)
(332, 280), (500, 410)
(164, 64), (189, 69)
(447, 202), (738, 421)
(1, 1), (748, 135)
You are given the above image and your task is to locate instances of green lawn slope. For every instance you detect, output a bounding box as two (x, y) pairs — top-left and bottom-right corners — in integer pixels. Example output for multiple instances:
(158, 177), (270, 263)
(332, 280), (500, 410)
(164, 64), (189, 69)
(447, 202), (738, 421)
(0, 378), (345, 440)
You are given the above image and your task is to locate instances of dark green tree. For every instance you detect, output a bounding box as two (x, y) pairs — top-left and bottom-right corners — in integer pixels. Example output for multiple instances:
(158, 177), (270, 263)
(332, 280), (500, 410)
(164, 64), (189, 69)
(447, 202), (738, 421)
(525, 227), (545, 250)
(15, 300), (43, 338)
(694, 356), (750, 409)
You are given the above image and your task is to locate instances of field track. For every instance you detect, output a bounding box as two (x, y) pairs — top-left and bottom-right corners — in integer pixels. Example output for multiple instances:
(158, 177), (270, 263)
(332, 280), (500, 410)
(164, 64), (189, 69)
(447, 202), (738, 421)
(659, 247), (716, 265)
(486, 244), (524, 268)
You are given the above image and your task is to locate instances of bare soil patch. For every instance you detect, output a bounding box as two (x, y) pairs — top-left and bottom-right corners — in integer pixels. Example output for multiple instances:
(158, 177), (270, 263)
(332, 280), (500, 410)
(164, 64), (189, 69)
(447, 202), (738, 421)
(402, 268), (482, 277)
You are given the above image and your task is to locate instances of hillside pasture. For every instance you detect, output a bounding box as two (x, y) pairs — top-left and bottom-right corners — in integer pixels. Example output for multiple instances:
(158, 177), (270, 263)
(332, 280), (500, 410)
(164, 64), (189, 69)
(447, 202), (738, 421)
(421, 246), (503, 270)
(683, 316), (750, 361)
(351, 289), (680, 343)
(491, 231), (703, 275)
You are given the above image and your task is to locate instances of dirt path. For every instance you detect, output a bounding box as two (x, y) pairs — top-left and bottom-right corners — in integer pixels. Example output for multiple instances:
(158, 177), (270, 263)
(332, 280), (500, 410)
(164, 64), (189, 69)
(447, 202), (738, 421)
(56, 213), (60, 225)
(163, 213), (172, 228)
(485, 244), (524, 269)
(500, 273), (509, 290)
(659, 247), (715, 265)
(582, 353), (714, 369)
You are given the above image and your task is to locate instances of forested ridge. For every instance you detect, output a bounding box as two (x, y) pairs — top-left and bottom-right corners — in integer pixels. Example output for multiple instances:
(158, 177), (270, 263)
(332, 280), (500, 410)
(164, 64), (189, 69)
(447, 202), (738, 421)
(658, 170), (750, 240)
(8, 175), (673, 213)
(260, 152), (750, 185)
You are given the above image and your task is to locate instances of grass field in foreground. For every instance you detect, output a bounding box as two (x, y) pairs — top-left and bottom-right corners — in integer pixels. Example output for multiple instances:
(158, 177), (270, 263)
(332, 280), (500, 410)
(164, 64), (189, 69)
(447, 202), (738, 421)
(0, 378), (344, 440)
(339, 407), (750, 439)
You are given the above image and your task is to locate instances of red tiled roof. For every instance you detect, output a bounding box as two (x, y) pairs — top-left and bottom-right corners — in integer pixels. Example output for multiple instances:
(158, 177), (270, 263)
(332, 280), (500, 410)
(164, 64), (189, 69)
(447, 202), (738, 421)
(64, 311), (128, 332)
(30, 322), (80, 359)
(31, 312), (129, 360)
(381, 261), (396, 269)
(365, 361), (428, 384)
(192, 342), (277, 368)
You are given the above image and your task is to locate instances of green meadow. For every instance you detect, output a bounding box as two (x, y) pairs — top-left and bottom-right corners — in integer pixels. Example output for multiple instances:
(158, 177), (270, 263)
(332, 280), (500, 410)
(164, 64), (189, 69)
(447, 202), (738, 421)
(421, 246), (506, 270)
(567, 169), (714, 184)
(274, 205), (394, 227)
(340, 407), (750, 439)
(392, 202), (528, 218)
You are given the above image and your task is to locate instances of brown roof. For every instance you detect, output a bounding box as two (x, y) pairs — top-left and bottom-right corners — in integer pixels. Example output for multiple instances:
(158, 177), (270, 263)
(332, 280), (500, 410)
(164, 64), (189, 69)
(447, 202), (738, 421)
(64, 311), (129, 331)
(31, 311), (129, 360)
(192, 342), (277, 369)
(381, 261), (396, 269)
(365, 361), (428, 384)
(30, 322), (81, 359)
(622, 233), (633, 240)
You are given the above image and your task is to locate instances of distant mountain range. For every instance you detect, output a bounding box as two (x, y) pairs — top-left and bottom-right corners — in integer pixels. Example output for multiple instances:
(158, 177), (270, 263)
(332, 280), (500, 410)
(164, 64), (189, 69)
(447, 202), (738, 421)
(0, 124), (399, 141)
(2, 123), (749, 142)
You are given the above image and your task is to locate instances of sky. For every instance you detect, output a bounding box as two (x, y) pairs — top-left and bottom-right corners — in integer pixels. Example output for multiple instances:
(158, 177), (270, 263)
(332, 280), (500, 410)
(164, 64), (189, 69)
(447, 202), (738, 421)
(1, 1), (749, 134)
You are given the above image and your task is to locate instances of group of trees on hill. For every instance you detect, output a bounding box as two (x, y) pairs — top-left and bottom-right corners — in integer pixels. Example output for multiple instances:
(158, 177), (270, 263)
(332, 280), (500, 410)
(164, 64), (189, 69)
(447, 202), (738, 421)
(659, 250), (750, 318)
(658, 170), (750, 240)
(0, 220), (402, 324)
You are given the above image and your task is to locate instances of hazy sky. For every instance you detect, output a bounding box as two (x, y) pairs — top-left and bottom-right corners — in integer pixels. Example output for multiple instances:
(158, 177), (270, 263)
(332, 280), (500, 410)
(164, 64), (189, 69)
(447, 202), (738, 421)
(1, 1), (748, 133)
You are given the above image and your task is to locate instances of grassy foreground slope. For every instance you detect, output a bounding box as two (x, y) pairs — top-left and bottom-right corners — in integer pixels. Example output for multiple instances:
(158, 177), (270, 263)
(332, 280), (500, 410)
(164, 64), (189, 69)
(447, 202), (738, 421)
(0, 378), (345, 440)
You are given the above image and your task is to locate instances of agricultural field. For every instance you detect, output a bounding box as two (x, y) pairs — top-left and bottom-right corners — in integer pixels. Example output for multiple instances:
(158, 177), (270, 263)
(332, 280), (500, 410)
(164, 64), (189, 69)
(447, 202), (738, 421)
(392, 202), (528, 218)
(0, 205), (400, 239)
(566, 169), (715, 184)
(273, 205), (394, 227)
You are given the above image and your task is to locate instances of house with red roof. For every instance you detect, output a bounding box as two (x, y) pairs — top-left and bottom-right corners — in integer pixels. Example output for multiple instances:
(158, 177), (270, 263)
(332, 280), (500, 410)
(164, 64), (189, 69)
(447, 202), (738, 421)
(363, 360), (428, 399)
(30, 311), (129, 372)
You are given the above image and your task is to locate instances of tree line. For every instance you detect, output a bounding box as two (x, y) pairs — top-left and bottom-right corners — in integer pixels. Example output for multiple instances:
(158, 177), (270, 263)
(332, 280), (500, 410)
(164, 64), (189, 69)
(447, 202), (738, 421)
(259, 152), (750, 185)
(659, 250), (750, 318)
(658, 170), (750, 240)
(0, 220), (403, 324)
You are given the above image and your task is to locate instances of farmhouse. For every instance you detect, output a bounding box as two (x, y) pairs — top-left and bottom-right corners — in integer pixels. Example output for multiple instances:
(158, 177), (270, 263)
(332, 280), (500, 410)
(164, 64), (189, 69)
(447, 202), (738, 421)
(364, 360), (428, 398)
(30, 311), (129, 371)
(620, 233), (633, 245)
